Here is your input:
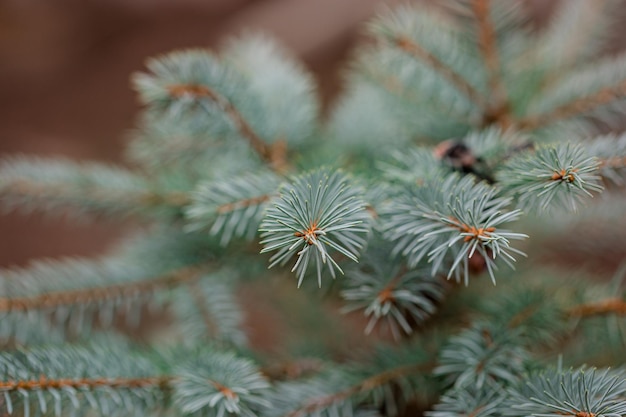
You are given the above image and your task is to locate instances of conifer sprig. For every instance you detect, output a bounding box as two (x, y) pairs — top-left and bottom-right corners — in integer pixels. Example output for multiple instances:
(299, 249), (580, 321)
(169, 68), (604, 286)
(3, 1), (626, 416)
(185, 171), (281, 245)
(0, 156), (188, 220)
(426, 384), (507, 417)
(382, 174), (526, 285)
(173, 350), (271, 417)
(260, 169), (370, 287)
(0, 230), (244, 345)
(507, 367), (626, 417)
(435, 322), (529, 390)
(0, 345), (167, 417)
(266, 361), (431, 417)
(498, 144), (603, 212)
(341, 260), (446, 338)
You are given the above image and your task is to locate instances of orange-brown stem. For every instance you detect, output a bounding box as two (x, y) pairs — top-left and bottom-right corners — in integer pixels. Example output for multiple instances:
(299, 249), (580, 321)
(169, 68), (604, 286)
(262, 358), (325, 381)
(0, 266), (203, 312)
(599, 156), (626, 169)
(210, 380), (238, 400)
(551, 169), (576, 182)
(448, 217), (496, 242)
(0, 375), (173, 391)
(507, 304), (539, 329)
(216, 195), (273, 215)
(567, 298), (626, 318)
(377, 266), (409, 304)
(294, 222), (320, 246)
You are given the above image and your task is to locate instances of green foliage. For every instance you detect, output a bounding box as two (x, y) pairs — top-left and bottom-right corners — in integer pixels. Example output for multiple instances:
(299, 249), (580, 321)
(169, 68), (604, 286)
(0, 344), (165, 417)
(341, 242), (446, 338)
(0, 156), (157, 220)
(498, 144), (603, 212)
(2, 1), (626, 416)
(435, 321), (530, 389)
(260, 169), (371, 287)
(506, 367), (626, 417)
(173, 349), (271, 417)
(381, 173), (526, 284)
(185, 171), (281, 245)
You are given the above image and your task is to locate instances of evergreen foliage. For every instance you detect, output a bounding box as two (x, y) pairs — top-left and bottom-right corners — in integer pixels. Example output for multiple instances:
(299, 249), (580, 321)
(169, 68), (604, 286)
(1, 1), (626, 416)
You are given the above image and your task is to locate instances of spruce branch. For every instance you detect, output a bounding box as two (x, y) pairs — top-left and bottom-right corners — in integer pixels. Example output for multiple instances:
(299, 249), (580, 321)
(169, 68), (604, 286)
(380, 148), (446, 185)
(357, 65), (472, 128)
(386, 34), (487, 111)
(0, 226), (242, 345)
(341, 242), (447, 339)
(173, 350), (271, 417)
(0, 262), (207, 345)
(0, 259), (247, 346)
(263, 336), (435, 417)
(172, 273), (247, 347)
(435, 321), (530, 390)
(223, 34), (320, 148)
(426, 384), (507, 417)
(567, 298), (626, 318)
(0, 375), (172, 392)
(185, 171), (281, 245)
(0, 345), (167, 417)
(382, 174), (526, 285)
(518, 78), (626, 131)
(483, 286), (570, 346)
(498, 144), (603, 212)
(0, 266), (201, 312)
(134, 49), (304, 173)
(260, 169), (370, 287)
(0, 157), (189, 219)
(506, 367), (626, 417)
(291, 365), (426, 417)
(166, 83), (279, 168)
(0, 345), (272, 417)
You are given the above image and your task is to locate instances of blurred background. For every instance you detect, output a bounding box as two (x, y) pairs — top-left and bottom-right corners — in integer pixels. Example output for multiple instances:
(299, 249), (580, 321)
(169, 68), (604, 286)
(0, 0), (573, 268)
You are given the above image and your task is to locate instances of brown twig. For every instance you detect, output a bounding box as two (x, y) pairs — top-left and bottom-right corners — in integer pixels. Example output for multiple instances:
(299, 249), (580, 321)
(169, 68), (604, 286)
(0, 266), (203, 312)
(377, 265), (408, 305)
(0, 375), (174, 391)
(507, 304), (539, 329)
(599, 156), (626, 169)
(567, 298), (626, 318)
(167, 84), (286, 171)
(283, 362), (431, 417)
(216, 194), (273, 215)
(389, 35), (488, 110)
(261, 358), (325, 381)
(517, 79), (626, 131)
